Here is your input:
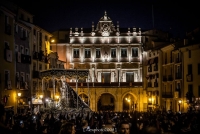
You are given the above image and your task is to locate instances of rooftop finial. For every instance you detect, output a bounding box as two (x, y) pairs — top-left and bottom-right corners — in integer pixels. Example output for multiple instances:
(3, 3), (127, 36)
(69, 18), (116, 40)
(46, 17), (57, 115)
(104, 11), (108, 20)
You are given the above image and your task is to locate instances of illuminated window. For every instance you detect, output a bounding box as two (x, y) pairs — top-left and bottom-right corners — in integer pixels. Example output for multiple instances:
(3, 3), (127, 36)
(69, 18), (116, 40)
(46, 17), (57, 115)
(85, 48), (91, 58)
(111, 48), (116, 58)
(73, 48), (79, 58)
(132, 47), (138, 57)
(121, 48), (127, 57)
(96, 48), (101, 58)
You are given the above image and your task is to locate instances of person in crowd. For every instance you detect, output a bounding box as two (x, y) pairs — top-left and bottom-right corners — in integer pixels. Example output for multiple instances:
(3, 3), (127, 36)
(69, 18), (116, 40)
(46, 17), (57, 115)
(59, 122), (76, 134)
(143, 126), (160, 134)
(38, 126), (48, 134)
(76, 119), (95, 134)
(118, 121), (130, 134)
(0, 103), (13, 134)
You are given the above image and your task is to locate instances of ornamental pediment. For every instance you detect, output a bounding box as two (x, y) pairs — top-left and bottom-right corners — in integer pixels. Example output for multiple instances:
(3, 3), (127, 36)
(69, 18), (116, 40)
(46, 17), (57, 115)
(95, 11), (116, 36)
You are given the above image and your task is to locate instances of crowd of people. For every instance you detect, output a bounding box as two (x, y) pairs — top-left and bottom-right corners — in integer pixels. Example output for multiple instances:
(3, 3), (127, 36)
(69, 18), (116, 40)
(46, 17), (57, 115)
(1, 103), (200, 134)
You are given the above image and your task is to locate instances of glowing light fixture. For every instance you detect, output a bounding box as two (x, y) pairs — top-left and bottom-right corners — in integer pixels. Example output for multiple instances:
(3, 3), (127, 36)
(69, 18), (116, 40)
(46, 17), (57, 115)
(55, 95), (59, 99)
(39, 95), (43, 98)
(51, 39), (55, 43)
(17, 92), (21, 97)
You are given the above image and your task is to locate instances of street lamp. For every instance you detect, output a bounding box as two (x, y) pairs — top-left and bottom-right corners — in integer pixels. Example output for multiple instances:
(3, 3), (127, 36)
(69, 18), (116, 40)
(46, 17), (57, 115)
(17, 92), (22, 113)
(178, 100), (182, 111)
(50, 38), (57, 53)
(17, 92), (21, 97)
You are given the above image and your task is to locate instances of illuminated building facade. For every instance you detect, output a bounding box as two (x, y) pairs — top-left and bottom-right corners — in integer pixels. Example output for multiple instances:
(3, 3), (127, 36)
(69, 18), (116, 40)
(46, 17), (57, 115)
(0, 5), (16, 111)
(51, 12), (145, 111)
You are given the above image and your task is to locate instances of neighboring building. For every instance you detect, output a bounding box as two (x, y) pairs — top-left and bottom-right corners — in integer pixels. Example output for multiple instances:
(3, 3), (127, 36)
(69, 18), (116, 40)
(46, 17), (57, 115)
(15, 19), (31, 112)
(23, 24), (52, 104)
(160, 43), (176, 111)
(0, 0), (53, 113)
(0, 5), (16, 111)
(142, 29), (170, 111)
(51, 11), (144, 112)
(179, 28), (200, 112)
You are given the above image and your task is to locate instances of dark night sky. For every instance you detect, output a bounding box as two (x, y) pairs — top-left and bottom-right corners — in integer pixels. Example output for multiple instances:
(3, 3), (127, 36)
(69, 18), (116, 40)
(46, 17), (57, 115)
(9, 0), (200, 38)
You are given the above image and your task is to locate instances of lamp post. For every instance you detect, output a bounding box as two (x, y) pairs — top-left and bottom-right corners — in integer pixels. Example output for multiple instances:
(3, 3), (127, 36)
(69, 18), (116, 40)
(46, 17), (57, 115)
(17, 92), (21, 113)
(178, 100), (182, 112)
(55, 95), (59, 107)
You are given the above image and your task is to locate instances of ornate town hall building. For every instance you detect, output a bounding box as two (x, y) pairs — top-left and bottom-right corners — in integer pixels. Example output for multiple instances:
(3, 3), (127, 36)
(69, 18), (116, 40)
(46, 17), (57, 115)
(50, 12), (146, 111)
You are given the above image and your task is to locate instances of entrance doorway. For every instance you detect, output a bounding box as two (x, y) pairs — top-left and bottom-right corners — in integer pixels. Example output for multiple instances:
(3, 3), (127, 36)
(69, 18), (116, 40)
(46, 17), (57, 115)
(97, 93), (114, 111)
(123, 94), (134, 111)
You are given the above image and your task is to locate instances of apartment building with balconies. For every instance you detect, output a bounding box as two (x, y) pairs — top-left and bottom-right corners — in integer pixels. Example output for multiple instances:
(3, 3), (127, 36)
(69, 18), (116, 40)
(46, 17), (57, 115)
(14, 20), (32, 112)
(0, 5), (16, 111)
(142, 29), (171, 111)
(161, 44), (176, 111)
(179, 28), (200, 112)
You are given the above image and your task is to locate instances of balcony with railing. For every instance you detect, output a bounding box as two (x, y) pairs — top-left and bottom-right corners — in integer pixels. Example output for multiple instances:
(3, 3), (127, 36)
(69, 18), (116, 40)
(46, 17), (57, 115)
(162, 92), (173, 98)
(67, 82), (143, 88)
(186, 74), (193, 82)
(154, 82), (158, 87)
(168, 75), (173, 81)
(147, 82), (152, 87)
(33, 52), (39, 60)
(175, 73), (182, 79)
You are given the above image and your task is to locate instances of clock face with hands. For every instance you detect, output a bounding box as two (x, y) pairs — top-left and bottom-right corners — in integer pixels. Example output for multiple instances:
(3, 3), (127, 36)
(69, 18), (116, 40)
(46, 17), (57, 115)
(102, 23), (110, 36)
(103, 24), (110, 32)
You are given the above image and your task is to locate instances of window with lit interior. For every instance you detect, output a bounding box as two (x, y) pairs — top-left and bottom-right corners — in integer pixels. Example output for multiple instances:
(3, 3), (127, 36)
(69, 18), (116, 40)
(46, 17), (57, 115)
(73, 48), (79, 58)
(132, 47), (138, 57)
(121, 48), (127, 57)
(96, 48), (101, 58)
(111, 48), (116, 58)
(85, 48), (91, 58)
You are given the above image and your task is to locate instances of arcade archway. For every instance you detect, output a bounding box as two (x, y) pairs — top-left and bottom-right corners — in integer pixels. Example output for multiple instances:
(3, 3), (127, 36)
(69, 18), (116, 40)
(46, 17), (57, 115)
(97, 93), (115, 111)
(123, 93), (135, 111)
